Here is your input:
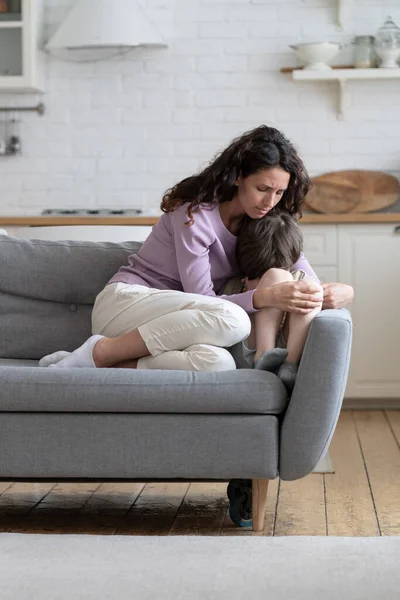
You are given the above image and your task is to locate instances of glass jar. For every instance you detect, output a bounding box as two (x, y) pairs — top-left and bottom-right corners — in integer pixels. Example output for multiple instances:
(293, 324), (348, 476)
(375, 16), (400, 68)
(353, 35), (377, 68)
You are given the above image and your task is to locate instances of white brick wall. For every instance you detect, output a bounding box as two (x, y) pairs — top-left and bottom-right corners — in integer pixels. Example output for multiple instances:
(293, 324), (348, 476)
(0, 0), (399, 215)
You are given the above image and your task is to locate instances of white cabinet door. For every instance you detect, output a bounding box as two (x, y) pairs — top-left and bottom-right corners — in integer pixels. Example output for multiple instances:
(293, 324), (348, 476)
(338, 224), (400, 398)
(0, 227), (21, 236)
(300, 224), (337, 265)
(0, 0), (43, 91)
(312, 266), (337, 283)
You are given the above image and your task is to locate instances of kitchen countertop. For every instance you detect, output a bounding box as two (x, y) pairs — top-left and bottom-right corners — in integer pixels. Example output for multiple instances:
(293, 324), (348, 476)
(1, 213), (400, 226)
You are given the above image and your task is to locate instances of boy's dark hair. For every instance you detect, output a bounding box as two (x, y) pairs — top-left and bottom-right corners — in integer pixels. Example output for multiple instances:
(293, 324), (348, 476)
(236, 213), (303, 281)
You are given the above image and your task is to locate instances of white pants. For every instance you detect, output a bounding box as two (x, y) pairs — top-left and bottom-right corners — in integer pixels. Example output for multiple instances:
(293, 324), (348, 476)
(91, 282), (251, 371)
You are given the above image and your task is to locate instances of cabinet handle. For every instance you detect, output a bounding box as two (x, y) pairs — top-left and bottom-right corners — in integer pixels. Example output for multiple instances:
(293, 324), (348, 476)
(394, 225), (400, 234)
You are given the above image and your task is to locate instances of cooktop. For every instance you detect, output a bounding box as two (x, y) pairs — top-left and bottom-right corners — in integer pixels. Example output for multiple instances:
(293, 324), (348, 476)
(41, 209), (144, 216)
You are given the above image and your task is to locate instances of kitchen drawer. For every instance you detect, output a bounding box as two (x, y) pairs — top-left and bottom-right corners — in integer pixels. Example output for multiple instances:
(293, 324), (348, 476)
(300, 225), (337, 265)
(7, 225), (153, 242)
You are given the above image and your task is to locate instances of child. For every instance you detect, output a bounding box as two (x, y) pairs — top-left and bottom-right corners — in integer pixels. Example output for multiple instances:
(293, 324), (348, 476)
(235, 212), (323, 391)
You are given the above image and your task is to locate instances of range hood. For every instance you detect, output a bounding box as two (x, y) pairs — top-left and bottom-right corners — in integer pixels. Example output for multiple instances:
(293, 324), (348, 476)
(45, 0), (167, 62)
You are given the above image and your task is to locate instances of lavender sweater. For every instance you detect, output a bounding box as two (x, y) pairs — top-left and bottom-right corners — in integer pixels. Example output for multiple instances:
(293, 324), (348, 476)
(109, 203), (318, 314)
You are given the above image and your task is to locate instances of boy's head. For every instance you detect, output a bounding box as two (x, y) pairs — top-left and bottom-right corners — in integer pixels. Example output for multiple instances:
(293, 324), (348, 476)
(236, 212), (303, 281)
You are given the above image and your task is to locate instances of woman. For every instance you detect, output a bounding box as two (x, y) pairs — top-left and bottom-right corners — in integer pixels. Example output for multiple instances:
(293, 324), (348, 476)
(39, 125), (353, 371)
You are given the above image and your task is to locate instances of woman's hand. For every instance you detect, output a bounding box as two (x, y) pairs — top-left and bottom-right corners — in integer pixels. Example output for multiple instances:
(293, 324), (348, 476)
(322, 282), (354, 309)
(253, 280), (323, 314)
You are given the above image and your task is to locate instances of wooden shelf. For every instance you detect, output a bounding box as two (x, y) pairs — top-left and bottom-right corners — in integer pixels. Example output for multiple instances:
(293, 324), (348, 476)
(0, 20), (22, 28)
(0, 12), (22, 25)
(292, 68), (400, 81)
(282, 66), (400, 119)
(280, 65), (354, 73)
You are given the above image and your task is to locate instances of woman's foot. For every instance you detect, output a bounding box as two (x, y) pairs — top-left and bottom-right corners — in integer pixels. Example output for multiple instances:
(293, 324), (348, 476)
(39, 335), (104, 368)
(253, 348), (288, 372)
(39, 350), (71, 367)
(277, 361), (298, 392)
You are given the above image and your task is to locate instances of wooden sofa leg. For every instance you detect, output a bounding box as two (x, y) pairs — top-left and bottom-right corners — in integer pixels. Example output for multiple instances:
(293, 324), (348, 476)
(252, 479), (269, 532)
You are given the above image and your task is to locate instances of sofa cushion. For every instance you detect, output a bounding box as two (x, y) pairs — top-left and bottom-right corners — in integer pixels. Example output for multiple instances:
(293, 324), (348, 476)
(0, 365), (288, 415)
(0, 235), (140, 359)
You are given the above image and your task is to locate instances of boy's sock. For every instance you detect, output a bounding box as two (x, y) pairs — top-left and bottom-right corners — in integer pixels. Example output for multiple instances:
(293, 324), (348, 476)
(277, 361), (298, 392)
(40, 335), (104, 369)
(254, 348), (288, 372)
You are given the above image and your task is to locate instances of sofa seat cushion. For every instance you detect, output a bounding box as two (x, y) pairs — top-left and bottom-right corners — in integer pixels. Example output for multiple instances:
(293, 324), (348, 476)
(0, 359), (39, 367)
(0, 364), (288, 415)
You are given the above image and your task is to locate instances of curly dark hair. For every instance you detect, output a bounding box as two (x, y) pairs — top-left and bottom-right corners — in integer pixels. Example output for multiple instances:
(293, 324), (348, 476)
(236, 213), (303, 281)
(160, 124), (310, 225)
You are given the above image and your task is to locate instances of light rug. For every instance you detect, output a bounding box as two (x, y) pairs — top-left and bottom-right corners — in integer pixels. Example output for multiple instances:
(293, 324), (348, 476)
(0, 534), (398, 600)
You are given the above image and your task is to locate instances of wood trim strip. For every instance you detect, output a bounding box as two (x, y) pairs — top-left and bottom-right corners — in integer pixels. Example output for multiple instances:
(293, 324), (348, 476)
(1, 214), (400, 226)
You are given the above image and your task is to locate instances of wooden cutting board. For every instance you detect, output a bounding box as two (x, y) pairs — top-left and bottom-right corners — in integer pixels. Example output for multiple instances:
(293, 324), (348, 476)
(305, 170), (400, 213)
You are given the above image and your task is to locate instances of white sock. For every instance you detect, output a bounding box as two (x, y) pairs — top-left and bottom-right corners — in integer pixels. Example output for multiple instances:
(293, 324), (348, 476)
(46, 335), (104, 369)
(39, 350), (71, 367)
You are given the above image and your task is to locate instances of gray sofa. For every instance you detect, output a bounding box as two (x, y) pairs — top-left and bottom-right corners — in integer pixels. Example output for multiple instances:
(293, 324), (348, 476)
(0, 235), (352, 531)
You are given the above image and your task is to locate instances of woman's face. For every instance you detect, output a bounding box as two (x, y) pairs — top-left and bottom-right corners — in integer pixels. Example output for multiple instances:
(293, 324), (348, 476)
(235, 167), (290, 219)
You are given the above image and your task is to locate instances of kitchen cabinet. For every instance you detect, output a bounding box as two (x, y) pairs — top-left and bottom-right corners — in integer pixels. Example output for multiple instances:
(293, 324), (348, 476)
(338, 224), (400, 400)
(302, 223), (400, 402)
(0, 0), (43, 92)
(300, 224), (337, 283)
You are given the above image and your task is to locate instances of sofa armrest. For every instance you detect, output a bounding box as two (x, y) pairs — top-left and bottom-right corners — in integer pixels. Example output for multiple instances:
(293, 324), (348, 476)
(279, 308), (352, 481)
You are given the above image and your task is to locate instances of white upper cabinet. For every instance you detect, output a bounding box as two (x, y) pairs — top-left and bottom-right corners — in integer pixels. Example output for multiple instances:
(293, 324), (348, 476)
(0, 0), (43, 92)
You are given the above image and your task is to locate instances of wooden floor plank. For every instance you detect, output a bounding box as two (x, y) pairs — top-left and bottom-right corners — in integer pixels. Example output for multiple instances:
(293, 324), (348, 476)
(116, 482), (190, 536)
(274, 474), (326, 536)
(169, 482), (229, 535)
(354, 411), (400, 536)
(0, 482), (56, 533)
(386, 410), (400, 447)
(325, 411), (380, 536)
(12, 482), (146, 535)
(0, 482), (14, 495)
(10, 482), (102, 534)
(0, 482), (55, 508)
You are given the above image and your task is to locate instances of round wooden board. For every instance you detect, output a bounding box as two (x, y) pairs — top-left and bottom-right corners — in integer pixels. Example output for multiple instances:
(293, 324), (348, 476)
(305, 170), (400, 214)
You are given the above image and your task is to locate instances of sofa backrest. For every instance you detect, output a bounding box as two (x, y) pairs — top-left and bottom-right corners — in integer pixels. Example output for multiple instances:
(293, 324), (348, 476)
(0, 235), (141, 359)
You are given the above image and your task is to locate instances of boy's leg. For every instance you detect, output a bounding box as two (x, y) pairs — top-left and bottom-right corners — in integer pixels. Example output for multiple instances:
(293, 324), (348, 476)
(283, 304), (322, 364)
(245, 268), (292, 370)
(278, 301), (322, 390)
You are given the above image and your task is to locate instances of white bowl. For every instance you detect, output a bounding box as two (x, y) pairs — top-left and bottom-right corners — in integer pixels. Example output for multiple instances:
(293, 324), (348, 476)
(289, 42), (342, 71)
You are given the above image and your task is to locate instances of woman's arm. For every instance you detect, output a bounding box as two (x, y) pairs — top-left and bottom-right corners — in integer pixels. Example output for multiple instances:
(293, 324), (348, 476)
(170, 206), (258, 313)
(293, 253), (354, 309)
